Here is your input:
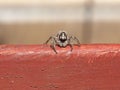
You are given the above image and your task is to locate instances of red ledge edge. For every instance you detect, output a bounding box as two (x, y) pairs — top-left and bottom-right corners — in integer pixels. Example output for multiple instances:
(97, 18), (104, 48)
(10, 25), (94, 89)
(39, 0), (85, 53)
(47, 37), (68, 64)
(0, 44), (120, 90)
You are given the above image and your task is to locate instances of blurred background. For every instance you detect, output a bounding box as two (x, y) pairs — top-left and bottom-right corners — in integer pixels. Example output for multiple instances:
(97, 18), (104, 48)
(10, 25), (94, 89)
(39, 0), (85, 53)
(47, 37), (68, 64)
(0, 0), (120, 44)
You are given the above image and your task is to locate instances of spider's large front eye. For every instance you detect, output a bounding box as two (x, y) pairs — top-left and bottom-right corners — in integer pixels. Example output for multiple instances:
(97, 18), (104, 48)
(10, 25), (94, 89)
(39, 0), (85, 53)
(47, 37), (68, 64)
(59, 32), (67, 42)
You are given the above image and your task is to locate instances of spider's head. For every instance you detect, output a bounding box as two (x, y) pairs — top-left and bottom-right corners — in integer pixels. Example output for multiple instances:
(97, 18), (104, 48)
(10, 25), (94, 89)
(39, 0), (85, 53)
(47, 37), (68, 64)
(57, 31), (68, 43)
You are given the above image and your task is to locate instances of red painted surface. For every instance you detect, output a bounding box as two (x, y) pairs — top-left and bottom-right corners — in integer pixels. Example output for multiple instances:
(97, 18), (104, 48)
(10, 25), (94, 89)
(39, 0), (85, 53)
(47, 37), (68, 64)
(0, 44), (120, 90)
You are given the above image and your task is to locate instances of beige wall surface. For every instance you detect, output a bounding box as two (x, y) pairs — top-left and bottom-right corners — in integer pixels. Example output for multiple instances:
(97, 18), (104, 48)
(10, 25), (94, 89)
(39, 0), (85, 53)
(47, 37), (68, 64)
(0, 22), (120, 44)
(0, 0), (84, 6)
(0, 23), (83, 44)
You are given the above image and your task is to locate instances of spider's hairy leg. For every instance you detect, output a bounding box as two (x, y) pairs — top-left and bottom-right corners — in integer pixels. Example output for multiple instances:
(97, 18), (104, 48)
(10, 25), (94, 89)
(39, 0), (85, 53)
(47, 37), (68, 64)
(70, 36), (80, 46)
(69, 43), (73, 52)
(45, 36), (54, 44)
(67, 38), (73, 52)
(50, 41), (57, 54)
(45, 36), (57, 54)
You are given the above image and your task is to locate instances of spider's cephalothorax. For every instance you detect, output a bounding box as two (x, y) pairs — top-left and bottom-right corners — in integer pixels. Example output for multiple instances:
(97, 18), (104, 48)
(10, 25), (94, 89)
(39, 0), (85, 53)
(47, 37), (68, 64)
(59, 32), (67, 43)
(45, 31), (80, 54)
(57, 31), (68, 47)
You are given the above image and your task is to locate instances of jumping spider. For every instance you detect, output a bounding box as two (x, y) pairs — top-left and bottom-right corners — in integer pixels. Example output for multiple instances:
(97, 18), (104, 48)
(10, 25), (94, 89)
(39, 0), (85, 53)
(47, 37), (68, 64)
(45, 31), (80, 54)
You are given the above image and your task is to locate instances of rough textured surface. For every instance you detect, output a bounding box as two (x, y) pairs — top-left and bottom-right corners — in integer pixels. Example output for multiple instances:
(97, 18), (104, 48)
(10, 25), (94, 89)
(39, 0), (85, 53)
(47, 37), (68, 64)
(0, 44), (120, 90)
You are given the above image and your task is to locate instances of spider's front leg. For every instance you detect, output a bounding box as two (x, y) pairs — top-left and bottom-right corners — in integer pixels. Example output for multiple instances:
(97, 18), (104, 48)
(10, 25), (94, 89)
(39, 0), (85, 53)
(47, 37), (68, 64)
(70, 36), (80, 46)
(68, 43), (73, 52)
(50, 40), (57, 54)
(45, 36), (53, 44)
(67, 38), (73, 52)
(68, 36), (80, 52)
(45, 36), (57, 54)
